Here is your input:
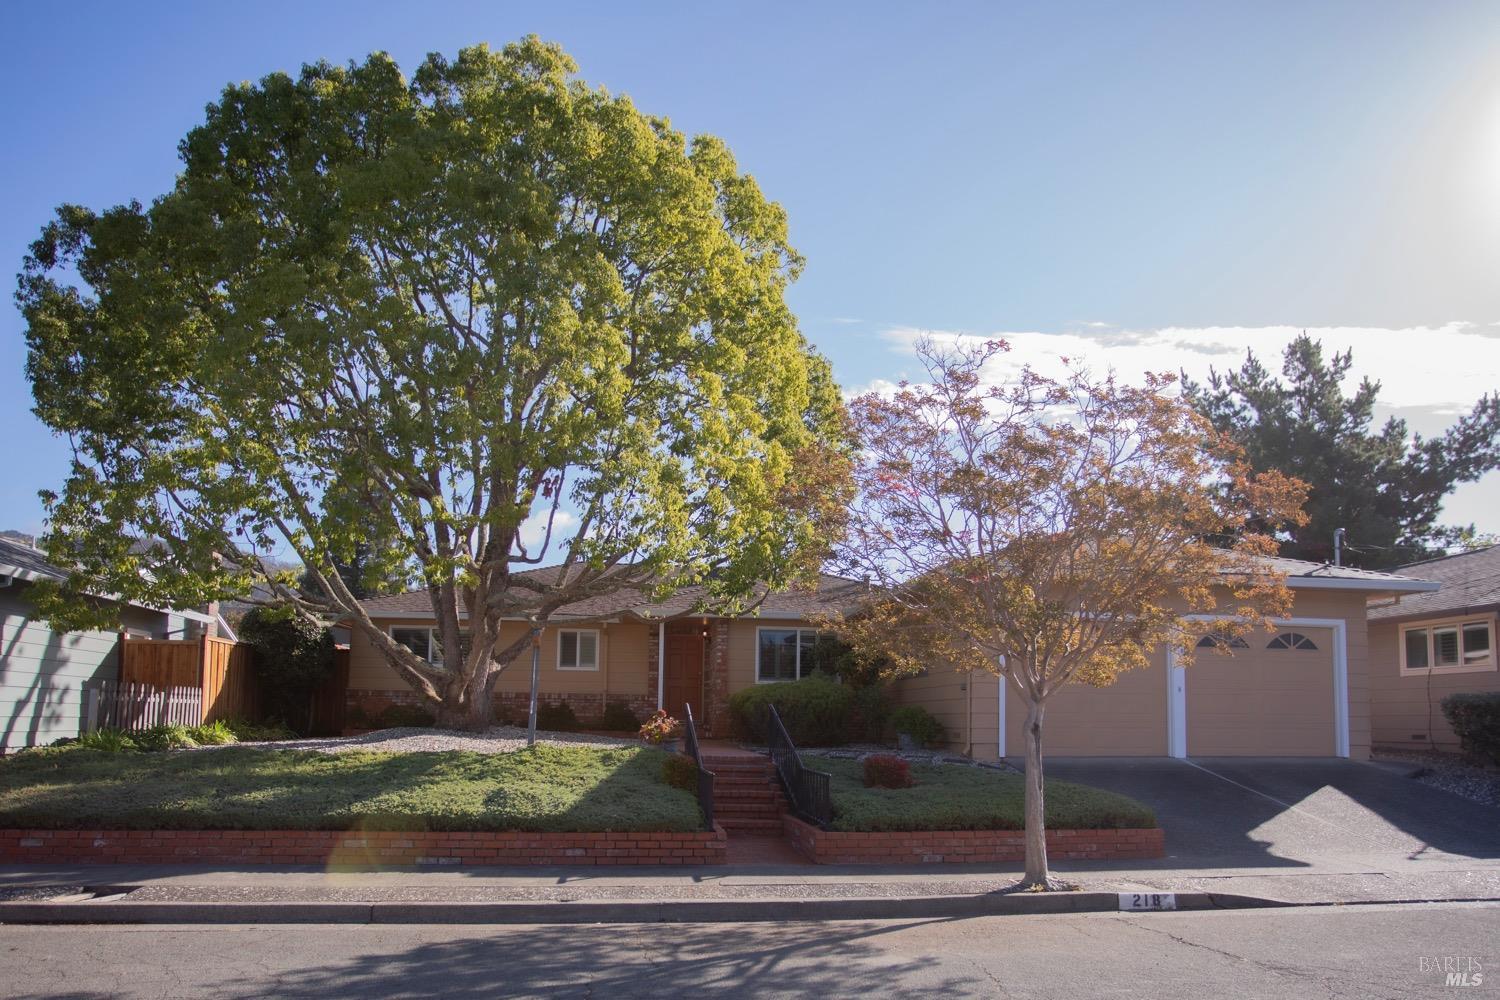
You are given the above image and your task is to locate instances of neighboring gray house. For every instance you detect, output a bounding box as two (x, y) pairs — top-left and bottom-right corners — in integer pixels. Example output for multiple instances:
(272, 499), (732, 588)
(0, 536), (224, 752)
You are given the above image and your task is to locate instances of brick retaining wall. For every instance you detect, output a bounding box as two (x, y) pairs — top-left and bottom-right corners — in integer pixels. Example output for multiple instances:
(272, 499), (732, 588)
(0, 826), (728, 867)
(783, 816), (1164, 864)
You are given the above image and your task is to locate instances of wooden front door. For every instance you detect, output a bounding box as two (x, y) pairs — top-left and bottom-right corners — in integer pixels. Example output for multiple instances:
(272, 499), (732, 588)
(663, 625), (706, 725)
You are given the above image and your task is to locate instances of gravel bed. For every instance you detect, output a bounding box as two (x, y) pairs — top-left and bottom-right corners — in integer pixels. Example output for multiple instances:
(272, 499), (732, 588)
(202, 726), (638, 755)
(1372, 747), (1500, 808)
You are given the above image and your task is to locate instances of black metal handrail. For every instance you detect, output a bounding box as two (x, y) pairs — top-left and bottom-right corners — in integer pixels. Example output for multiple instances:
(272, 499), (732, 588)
(766, 703), (833, 828)
(683, 703), (715, 832)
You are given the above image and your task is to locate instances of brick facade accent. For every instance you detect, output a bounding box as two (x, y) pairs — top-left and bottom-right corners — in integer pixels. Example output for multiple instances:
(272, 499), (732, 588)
(346, 689), (656, 730)
(0, 826), (728, 867)
(704, 619), (732, 737)
(783, 817), (1165, 864)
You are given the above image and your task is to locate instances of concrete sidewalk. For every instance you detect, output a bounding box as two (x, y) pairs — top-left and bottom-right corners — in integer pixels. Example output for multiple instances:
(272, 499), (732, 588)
(3, 853), (1498, 910)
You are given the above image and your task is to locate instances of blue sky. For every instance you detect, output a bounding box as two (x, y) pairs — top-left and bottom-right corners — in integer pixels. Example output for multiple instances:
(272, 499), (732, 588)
(4, 0), (1500, 541)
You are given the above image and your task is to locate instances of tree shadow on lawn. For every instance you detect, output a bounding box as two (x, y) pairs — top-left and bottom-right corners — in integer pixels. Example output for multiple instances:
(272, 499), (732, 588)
(207, 918), (973, 1000)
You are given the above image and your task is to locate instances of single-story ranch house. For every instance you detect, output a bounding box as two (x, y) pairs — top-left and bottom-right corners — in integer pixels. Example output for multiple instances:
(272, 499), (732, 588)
(346, 556), (1436, 760)
(1368, 544), (1499, 751)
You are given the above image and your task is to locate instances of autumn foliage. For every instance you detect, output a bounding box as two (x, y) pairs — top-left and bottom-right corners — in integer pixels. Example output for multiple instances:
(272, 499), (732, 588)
(825, 335), (1308, 886)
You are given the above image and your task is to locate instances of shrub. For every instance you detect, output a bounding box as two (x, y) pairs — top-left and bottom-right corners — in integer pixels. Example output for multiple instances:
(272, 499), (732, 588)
(378, 703), (437, 729)
(889, 706), (945, 748)
(728, 675), (855, 746)
(1441, 692), (1500, 766)
(75, 728), (139, 753)
(600, 701), (641, 732)
(661, 753), (699, 792)
(187, 720), (238, 746)
(848, 684), (892, 742)
(133, 724), (200, 751)
(638, 709), (681, 744)
(345, 703), (371, 728)
(536, 701), (580, 732)
(221, 718), (297, 742)
(862, 754), (913, 789)
(238, 605), (336, 734)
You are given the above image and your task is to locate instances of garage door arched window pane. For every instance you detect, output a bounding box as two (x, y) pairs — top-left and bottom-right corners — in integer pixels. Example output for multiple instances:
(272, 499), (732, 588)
(1196, 632), (1248, 650)
(1267, 632), (1318, 651)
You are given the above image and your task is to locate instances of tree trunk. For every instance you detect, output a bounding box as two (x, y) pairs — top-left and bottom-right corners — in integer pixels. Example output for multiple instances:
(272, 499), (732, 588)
(432, 690), (479, 731)
(1023, 697), (1049, 886)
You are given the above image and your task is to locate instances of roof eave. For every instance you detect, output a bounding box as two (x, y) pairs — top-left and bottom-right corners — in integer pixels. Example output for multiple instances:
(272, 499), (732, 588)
(1289, 577), (1441, 593)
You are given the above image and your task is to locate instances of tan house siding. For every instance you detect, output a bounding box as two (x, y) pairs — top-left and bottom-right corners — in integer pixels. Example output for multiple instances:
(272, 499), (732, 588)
(1006, 653), (1170, 758)
(347, 618), (654, 724)
(1369, 614), (1500, 751)
(891, 669), (1001, 760)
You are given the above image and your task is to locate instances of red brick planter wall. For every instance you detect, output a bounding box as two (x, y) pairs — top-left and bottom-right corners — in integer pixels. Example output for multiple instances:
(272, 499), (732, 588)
(783, 816), (1164, 864)
(0, 826), (727, 867)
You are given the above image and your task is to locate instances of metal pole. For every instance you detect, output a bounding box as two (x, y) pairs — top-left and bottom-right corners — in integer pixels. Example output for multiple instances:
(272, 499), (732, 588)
(526, 631), (541, 747)
(1333, 527), (1345, 567)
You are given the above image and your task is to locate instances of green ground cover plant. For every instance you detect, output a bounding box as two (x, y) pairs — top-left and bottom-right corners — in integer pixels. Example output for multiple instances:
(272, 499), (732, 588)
(0, 744), (700, 833)
(818, 758), (1156, 833)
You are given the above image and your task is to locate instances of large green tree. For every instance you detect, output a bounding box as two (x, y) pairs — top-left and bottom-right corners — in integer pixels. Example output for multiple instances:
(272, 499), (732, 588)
(1184, 334), (1500, 568)
(19, 38), (849, 729)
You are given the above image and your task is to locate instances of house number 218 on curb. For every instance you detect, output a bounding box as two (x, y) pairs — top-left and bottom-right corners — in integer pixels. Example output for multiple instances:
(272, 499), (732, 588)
(1119, 892), (1176, 911)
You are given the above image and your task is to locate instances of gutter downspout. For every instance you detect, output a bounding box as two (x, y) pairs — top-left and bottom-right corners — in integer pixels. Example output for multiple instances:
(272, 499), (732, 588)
(656, 621), (665, 710)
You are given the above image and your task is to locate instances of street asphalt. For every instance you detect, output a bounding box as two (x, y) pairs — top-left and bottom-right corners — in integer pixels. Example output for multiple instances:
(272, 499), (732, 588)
(0, 902), (1494, 998)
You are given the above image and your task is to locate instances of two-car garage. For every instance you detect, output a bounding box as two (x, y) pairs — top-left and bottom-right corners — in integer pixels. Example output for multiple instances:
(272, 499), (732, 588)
(895, 617), (1350, 760)
(888, 568), (1434, 762)
(990, 623), (1341, 758)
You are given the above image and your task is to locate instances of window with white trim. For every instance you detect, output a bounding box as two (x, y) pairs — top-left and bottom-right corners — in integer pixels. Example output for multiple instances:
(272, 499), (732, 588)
(1401, 618), (1495, 674)
(756, 628), (838, 682)
(557, 629), (599, 671)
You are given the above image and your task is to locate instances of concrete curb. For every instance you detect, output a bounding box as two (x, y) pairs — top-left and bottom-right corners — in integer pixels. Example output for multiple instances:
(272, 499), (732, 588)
(0, 891), (1291, 925)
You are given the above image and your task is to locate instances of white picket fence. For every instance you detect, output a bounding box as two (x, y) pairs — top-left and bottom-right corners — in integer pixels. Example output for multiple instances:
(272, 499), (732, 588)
(83, 681), (203, 732)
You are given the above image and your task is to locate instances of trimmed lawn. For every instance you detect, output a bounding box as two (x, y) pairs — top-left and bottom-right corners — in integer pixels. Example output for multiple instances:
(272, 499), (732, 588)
(0, 744), (701, 833)
(819, 758), (1157, 832)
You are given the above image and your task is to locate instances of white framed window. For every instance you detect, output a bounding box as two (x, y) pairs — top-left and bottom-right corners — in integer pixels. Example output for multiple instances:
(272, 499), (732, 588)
(756, 627), (834, 683)
(557, 629), (599, 671)
(1400, 617), (1495, 675)
(390, 627), (469, 667)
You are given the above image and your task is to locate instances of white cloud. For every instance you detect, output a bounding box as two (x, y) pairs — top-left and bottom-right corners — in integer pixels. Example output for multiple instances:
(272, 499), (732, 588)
(518, 508), (579, 553)
(877, 321), (1497, 411)
(862, 321), (1500, 533)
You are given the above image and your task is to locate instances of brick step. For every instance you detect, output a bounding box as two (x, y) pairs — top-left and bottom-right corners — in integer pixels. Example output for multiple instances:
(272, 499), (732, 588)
(714, 801), (785, 815)
(704, 764), (774, 775)
(716, 795), (782, 809)
(718, 817), (786, 832)
(714, 779), (780, 791)
(715, 788), (779, 801)
(717, 791), (786, 803)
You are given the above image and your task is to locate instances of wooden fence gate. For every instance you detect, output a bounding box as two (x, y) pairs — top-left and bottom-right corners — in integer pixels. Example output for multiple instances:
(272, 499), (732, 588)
(86, 634), (259, 732)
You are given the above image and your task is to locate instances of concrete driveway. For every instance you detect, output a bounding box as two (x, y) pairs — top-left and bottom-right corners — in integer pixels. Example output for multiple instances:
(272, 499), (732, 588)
(1042, 757), (1500, 872)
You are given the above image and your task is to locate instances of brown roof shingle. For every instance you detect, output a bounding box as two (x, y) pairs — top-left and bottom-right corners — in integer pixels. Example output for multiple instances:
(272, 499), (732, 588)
(1369, 544), (1500, 622)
